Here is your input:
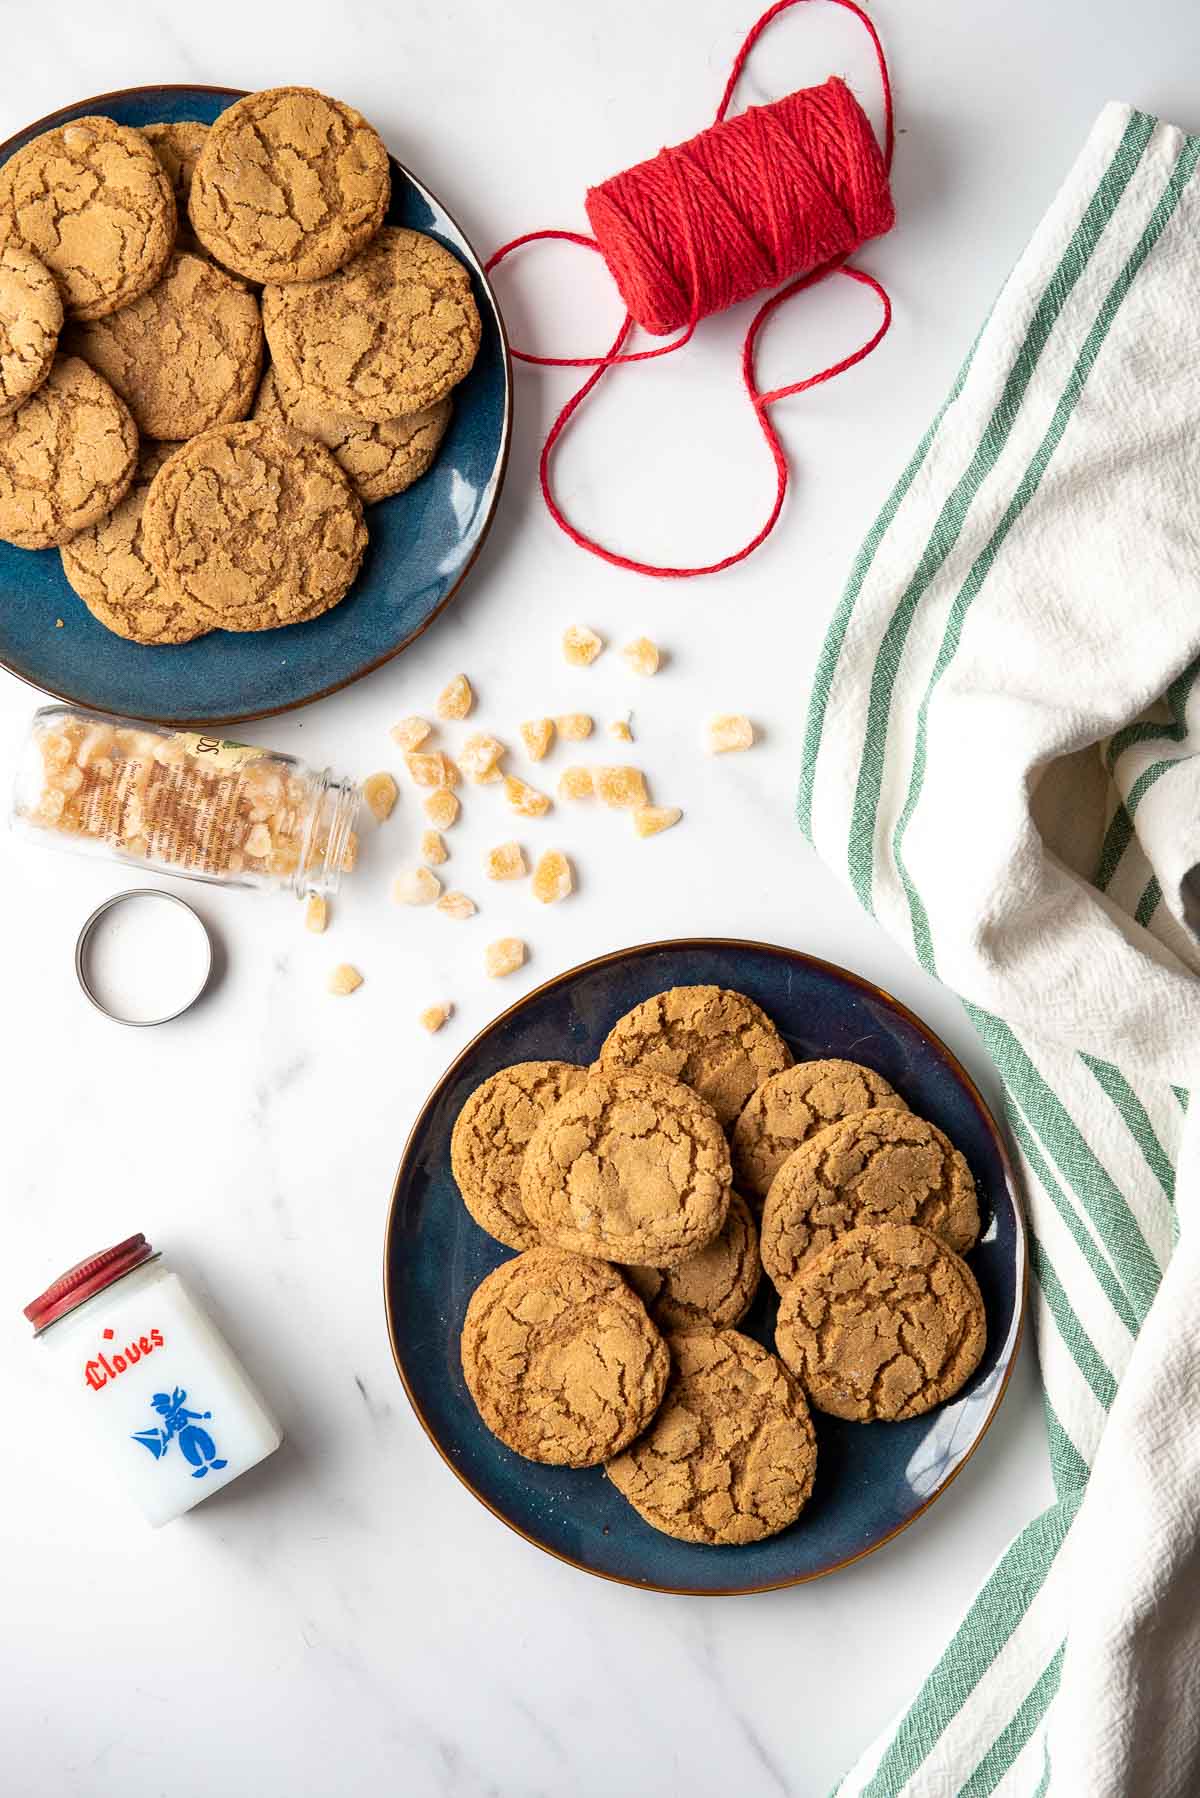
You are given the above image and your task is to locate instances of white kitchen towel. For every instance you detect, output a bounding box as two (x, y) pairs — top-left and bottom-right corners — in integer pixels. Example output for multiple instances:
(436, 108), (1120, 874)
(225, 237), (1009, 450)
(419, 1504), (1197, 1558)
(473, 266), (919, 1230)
(800, 101), (1200, 1798)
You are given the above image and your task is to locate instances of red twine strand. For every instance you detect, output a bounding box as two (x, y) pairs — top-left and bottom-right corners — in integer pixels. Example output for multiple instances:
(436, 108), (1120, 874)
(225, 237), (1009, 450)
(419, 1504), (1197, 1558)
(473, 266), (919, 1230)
(486, 0), (896, 579)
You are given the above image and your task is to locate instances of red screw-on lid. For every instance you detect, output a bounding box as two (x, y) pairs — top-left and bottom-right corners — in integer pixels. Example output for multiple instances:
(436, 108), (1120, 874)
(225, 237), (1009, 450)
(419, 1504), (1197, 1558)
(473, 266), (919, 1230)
(24, 1233), (154, 1332)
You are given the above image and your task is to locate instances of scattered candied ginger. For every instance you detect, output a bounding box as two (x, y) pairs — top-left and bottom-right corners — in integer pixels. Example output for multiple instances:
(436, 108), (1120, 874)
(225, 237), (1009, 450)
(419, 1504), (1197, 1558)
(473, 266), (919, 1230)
(556, 712), (592, 741)
(634, 804), (682, 838)
(328, 964), (363, 996)
(485, 841), (527, 881)
(593, 765), (648, 809)
(437, 890), (477, 920)
(562, 625), (604, 667)
(622, 636), (660, 677)
(421, 829), (448, 865)
(424, 788), (460, 829)
(558, 765), (593, 802)
(392, 866), (442, 906)
(486, 937), (527, 978)
(504, 774), (552, 818)
(532, 850), (573, 904)
(436, 674), (474, 720)
(390, 716), (431, 751)
(708, 714), (755, 754)
(420, 1003), (452, 1033)
(406, 750), (460, 789)
(305, 893), (328, 933)
(363, 771), (398, 822)
(520, 718), (554, 762)
(459, 733), (506, 783)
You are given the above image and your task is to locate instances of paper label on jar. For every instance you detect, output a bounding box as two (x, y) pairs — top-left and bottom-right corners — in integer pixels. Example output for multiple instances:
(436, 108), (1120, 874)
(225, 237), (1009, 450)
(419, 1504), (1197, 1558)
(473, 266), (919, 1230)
(171, 732), (266, 772)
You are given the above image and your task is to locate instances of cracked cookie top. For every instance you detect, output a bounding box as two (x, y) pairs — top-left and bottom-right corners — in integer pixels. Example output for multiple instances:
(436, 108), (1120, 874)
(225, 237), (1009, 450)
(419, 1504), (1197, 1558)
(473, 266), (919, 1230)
(760, 1107), (980, 1293)
(0, 116), (176, 320)
(0, 245), (62, 418)
(775, 1222), (986, 1422)
(142, 122), (209, 257)
(188, 87), (389, 284)
(262, 226), (481, 422)
(460, 1247), (669, 1467)
(451, 1059), (588, 1252)
(521, 1070), (732, 1269)
(60, 442), (207, 645)
(598, 985), (793, 1128)
(733, 1058), (906, 1203)
(607, 1327), (817, 1545)
(622, 1190), (760, 1333)
(253, 364), (451, 506)
(141, 418), (367, 631)
(66, 251), (263, 441)
(0, 355), (137, 550)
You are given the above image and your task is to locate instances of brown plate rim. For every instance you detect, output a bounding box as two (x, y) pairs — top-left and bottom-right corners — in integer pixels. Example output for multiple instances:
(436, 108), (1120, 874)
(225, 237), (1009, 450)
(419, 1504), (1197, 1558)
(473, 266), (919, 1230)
(382, 935), (1030, 1597)
(0, 82), (513, 729)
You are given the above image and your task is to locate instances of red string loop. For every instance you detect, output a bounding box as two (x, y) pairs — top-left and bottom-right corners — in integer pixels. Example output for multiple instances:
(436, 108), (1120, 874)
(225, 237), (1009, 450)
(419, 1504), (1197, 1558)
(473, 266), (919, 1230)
(484, 0), (896, 579)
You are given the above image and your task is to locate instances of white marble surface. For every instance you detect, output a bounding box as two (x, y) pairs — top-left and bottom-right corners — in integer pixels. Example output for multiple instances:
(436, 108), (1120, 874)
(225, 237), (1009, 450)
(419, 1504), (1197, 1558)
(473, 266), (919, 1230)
(5, 1), (1197, 1791)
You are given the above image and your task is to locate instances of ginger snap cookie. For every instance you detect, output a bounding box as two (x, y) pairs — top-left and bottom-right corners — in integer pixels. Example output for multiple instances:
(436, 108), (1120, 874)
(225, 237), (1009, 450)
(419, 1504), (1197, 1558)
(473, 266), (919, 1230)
(66, 251), (263, 441)
(141, 418), (367, 631)
(775, 1222), (986, 1422)
(60, 443), (208, 645)
(607, 1328), (817, 1545)
(0, 117), (175, 320)
(450, 1059), (588, 1251)
(597, 985), (793, 1129)
(188, 87), (389, 285)
(262, 225), (481, 422)
(253, 364), (451, 506)
(623, 1191), (760, 1332)
(0, 246), (62, 418)
(460, 1247), (669, 1467)
(521, 1071), (732, 1269)
(0, 355), (137, 550)
(143, 122), (209, 254)
(733, 1059), (907, 1203)
(760, 1107), (980, 1293)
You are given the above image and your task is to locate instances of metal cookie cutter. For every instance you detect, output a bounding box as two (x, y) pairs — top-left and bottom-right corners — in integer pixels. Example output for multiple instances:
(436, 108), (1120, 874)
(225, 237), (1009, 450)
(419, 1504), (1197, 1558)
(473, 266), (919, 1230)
(75, 889), (213, 1027)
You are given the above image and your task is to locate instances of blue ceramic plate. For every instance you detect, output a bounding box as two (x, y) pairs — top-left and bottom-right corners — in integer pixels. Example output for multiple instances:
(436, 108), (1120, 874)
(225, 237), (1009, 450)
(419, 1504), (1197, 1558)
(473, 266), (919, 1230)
(385, 939), (1027, 1594)
(0, 85), (511, 726)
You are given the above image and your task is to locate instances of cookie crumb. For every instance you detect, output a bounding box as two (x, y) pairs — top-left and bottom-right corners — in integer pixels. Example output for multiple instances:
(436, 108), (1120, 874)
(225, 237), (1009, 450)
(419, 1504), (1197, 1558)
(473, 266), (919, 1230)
(608, 716), (633, 743)
(459, 733), (506, 783)
(392, 866), (442, 906)
(520, 718), (555, 761)
(305, 893), (328, 932)
(485, 841), (527, 880)
(556, 712), (593, 741)
(420, 1002), (452, 1032)
(328, 963), (363, 996)
(634, 804), (682, 838)
(436, 673), (473, 720)
(622, 636), (660, 676)
(421, 829), (448, 865)
(709, 714), (755, 754)
(437, 890), (477, 920)
(486, 937), (527, 977)
(558, 765), (593, 801)
(504, 774), (552, 818)
(363, 771), (398, 822)
(532, 850), (573, 903)
(390, 716), (431, 751)
(424, 788), (460, 829)
(55, 618), (64, 629)
(594, 765), (648, 809)
(406, 750), (459, 789)
(563, 625), (604, 667)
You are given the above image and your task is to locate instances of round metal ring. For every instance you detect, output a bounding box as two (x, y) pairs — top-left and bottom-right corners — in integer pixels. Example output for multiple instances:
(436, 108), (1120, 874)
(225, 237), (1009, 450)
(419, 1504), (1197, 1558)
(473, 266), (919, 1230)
(74, 889), (213, 1027)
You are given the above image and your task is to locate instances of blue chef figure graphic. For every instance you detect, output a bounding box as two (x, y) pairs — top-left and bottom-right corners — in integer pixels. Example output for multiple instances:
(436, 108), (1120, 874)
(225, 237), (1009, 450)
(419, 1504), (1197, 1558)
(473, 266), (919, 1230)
(132, 1387), (229, 1479)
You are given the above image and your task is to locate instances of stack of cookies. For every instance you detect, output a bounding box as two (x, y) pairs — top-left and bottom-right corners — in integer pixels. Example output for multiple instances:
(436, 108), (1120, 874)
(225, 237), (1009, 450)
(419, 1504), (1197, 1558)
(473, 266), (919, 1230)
(453, 984), (989, 1549)
(0, 87), (480, 644)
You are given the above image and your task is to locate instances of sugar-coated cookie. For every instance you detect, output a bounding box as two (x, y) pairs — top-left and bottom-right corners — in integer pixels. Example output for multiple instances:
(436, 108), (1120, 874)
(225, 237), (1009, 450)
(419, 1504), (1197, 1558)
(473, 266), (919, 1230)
(733, 1059), (906, 1202)
(0, 355), (137, 549)
(450, 1059), (587, 1251)
(0, 245), (62, 418)
(622, 1190), (760, 1332)
(253, 364), (450, 505)
(598, 984), (793, 1128)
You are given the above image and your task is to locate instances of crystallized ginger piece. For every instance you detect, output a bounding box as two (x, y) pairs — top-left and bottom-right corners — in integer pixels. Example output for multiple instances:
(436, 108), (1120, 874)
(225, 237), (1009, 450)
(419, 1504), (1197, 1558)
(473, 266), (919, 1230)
(593, 765), (648, 809)
(608, 717), (633, 743)
(305, 893), (328, 933)
(532, 849), (573, 904)
(436, 674), (474, 721)
(459, 733), (506, 784)
(504, 774), (552, 818)
(424, 788), (460, 829)
(437, 890), (477, 920)
(558, 765), (593, 802)
(363, 771), (399, 823)
(407, 751), (460, 790)
(420, 1003), (452, 1033)
(390, 716), (432, 751)
(392, 866), (442, 906)
(244, 822), (273, 858)
(485, 841), (527, 881)
(421, 829), (448, 866)
(634, 804), (682, 838)
(556, 712), (593, 742)
(486, 937), (527, 978)
(340, 831), (359, 875)
(708, 713), (755, 754)
(563, 624), (604, 667)
(520, 718), (555, 762)
(622, 636), (661, 677)
(328, 964), (363, 996)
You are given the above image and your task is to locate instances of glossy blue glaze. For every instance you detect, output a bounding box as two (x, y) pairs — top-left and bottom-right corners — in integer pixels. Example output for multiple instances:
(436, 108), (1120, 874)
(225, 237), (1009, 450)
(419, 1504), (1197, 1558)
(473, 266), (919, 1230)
(0, 86), (510, 725)
(385, 940), (1027, 1594)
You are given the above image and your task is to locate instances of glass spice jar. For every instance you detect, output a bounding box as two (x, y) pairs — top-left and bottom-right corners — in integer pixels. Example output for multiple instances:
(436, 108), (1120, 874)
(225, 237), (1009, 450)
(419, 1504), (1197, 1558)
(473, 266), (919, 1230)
(11, 704), (361, 896)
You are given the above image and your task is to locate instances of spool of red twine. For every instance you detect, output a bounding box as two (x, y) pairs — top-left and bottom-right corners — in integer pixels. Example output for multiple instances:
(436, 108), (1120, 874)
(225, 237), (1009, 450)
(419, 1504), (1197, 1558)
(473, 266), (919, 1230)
(487, 0), (896, 579)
